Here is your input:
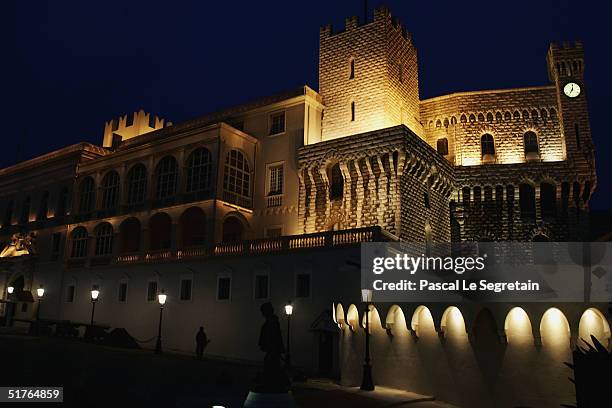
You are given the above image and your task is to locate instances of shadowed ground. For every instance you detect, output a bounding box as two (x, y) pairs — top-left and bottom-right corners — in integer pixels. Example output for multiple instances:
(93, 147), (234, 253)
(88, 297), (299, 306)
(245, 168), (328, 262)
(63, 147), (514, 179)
(0, 334), (459, 408)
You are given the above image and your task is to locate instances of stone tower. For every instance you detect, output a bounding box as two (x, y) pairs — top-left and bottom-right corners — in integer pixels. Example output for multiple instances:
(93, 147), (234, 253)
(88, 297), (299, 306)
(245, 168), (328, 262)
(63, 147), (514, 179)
(319, 6), (421, 141)
(547, 42), (596, 172)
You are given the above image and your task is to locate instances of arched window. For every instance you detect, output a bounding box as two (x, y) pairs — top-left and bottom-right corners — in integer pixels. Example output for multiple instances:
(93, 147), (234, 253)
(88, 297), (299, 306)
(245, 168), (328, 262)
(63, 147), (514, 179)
(477, 113), (484, 122)
(540, 183), (556, 218)
(20, 196), (31, 224)
(450, 116), (457, 125)
(70, 227), (89, 258)
(3, 200), (14, 226)
(486, 112), (493, 122)
(436, 138), (449, 156)
(223, 150), (251, 204)
(37, 192), (49, 221)
(126, 164), (147, 205)
(460, 114), (467, 123)
(155, 156), (178, 200)
(495, 112), (502, 121)
(435, 119), (441, 128)
(469, 114), (475, 123)
(57, 187), (69, 217)
(222, 216), (244, 243)
(462, 187), (471, 207)
(329, 163), (343, 200)
(186, 148), (212, 194)
(481, 134), (495, 158)
(94, 223), (114, 256)
(119, 217), (141, 253)
(180, 207), (207, 247)
(504, 111), (512, 120)
(78, 177), (95, 213)
(100, 171), (120, 210)
(519, 183), (536, 220)
(149, 212), (172, 250)
(523, 131), (539, 157)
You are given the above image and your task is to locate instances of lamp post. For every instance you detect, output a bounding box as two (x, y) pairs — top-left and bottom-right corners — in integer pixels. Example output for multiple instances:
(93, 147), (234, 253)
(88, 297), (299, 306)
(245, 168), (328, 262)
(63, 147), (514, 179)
(36, 285), (45, 322)
(155, 289), (166, 354)
(360, 288), (374, 391)
(284, 301), (293, 370)
(5, 286), (15, 327)
(90, 285), (100, 327)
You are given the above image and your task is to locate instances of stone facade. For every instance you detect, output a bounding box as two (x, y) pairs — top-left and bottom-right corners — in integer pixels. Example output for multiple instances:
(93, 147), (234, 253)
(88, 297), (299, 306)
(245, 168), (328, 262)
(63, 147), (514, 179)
(0, 7), (605, 406)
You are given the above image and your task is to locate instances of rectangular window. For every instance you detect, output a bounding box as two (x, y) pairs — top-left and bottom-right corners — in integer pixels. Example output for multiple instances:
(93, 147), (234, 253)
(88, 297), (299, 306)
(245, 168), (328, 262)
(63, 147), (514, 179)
(295, 273), (311, 298)
(349, 59), (355, 79)
(180, 279), (192, 301)
(118, 282), (128, 302)
(66, 285), (75, 303)
(147, 281), (158, 302)
(350, 102), (355, 122)
(254, 274), (269, 299)
(217, 276), (231, 301)
(269, 112), (285, 135)
(267, 164), (284, 196)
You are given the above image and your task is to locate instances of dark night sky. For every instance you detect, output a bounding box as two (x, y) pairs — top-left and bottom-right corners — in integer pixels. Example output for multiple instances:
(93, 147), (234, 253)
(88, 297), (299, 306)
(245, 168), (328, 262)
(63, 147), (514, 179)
(6, 1), (611, 209)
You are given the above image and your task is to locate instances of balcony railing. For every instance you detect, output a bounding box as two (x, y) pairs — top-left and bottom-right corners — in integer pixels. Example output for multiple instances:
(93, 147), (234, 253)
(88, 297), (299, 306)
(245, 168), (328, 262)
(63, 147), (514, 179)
(63, 226), (395, 267)
(266, 194), (283, 208)
(113, 226), (395, 265)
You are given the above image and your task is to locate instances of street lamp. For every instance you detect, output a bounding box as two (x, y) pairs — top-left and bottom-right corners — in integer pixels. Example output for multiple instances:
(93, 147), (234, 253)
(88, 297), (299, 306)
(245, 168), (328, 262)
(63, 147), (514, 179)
(155, 289), (166, 354)
(284, 301), (293, 370)
(360, 288), (374, 391)
(90, 285), (100, 327)
(7, 286), (14, 295)
(36, 285), (45, 322)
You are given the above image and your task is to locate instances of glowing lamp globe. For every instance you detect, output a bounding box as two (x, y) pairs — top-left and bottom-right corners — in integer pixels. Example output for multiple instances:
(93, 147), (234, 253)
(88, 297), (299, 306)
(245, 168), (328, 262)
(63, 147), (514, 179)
(361, 288), (373, 303)
(91, 287), (100, 301)
(7, 286), (14, 294)
(284, 303), (293, 316)
(158, 290), (167, 306)
(37, 286), (45, 298)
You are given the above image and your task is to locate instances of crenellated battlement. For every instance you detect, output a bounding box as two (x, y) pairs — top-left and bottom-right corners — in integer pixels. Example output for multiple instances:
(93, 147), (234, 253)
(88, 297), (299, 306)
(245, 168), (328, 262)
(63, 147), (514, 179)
(319, 6), (411, 42)
(102, 109), (167, 148)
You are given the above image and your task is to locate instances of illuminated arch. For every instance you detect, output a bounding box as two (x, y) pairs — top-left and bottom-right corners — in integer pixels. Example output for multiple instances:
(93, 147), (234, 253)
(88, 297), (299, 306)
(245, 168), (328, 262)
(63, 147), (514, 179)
(411, 305), (435, 337)
(385, 304), (408, 332)
(504, 307), (533, 344)
(540, 307), (570, 347)
(334, 303), (345, 328)
(578, 307), (611, 348)
(440, 306), (467, 337)
(346, 304), (359, 332)
(361, 305), (382, 331)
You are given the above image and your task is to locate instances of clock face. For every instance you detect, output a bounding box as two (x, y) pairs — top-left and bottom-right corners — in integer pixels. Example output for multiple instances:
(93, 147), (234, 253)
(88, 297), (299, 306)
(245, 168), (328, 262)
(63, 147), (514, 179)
(563, 82), (581, 98)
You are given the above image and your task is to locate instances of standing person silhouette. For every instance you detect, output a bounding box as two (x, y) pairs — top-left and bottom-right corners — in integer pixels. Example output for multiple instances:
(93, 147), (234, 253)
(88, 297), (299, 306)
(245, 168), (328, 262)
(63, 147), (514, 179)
(195, 326), (208, 360)
(257, 302), (288, 391)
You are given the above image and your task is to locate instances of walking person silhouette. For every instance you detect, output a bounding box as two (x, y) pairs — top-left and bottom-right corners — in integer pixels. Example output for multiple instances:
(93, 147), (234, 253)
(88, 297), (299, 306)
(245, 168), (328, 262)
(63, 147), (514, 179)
(195, 326), (209, 360)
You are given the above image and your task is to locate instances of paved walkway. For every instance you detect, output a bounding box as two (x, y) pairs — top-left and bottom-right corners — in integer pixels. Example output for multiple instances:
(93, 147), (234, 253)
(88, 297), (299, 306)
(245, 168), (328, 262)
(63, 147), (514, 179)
(293, 380), (460, 408)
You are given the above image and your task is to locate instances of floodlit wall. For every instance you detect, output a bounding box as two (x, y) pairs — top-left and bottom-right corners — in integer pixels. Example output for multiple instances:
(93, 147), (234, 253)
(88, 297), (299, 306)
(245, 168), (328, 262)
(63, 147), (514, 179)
(335, 302), (611, 408)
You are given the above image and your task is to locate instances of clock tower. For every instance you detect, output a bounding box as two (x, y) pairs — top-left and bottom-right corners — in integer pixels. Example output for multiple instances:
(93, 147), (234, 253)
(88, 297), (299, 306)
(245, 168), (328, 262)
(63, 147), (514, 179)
(547, 42), (594, 166)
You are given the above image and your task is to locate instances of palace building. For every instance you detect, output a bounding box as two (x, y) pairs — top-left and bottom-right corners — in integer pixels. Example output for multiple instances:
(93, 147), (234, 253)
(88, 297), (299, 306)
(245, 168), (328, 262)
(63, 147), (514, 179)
(1, 7), (608, 408)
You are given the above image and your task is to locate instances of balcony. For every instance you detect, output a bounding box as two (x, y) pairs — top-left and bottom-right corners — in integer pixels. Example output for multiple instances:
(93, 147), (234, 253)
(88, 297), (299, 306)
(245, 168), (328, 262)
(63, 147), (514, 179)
(266, 194), (283, 208)
(112, 226), (395, 265)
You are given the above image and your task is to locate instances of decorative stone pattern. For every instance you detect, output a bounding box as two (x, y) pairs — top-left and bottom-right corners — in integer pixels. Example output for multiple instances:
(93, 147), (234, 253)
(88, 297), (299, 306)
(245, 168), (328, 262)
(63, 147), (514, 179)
(297, 126), (454, 243)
